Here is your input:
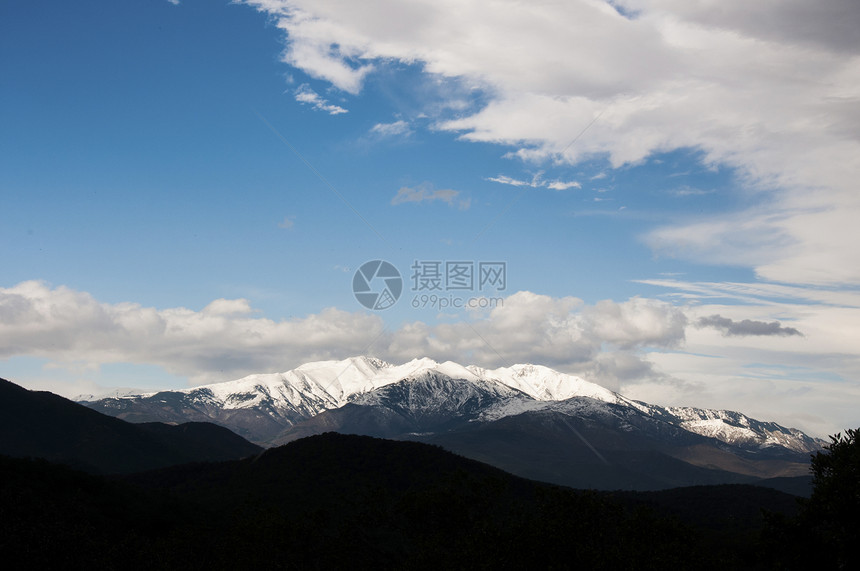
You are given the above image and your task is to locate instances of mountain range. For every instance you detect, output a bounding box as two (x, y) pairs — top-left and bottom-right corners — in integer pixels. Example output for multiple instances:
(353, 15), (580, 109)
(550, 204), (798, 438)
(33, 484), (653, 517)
(0, 371), (832, 567)
(80, 356), (823, 490)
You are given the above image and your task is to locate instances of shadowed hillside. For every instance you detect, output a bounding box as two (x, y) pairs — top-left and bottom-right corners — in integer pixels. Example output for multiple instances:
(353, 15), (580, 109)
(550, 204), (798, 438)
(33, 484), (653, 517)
(2, 432), (812, 570)
(0, 377), (262, 473)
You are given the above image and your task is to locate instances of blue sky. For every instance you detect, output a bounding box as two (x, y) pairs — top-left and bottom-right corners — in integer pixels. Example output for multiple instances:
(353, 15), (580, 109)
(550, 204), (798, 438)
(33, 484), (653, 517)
(3, 0), (860, 437)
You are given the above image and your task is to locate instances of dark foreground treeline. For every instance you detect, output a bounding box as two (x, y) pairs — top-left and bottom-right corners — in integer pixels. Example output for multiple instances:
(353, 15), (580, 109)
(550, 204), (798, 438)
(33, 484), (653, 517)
(2, 432), (850, 571)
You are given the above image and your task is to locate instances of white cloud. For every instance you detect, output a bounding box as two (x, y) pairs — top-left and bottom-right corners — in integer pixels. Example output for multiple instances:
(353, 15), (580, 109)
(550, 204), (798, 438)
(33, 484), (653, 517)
(630, 278), (860, 434)
(391, 183), (467, 208)
(487, 175), (535, 187)
(669, 185), (711, 197)
(384, 292), (687, 383)
(620, 0), (860, 54)
(488, 172), (580, 191)
(0, 282), (682, 389)
(370, 120), (411, 137)
(546, 180), (581, 191)
(293, 83), (348, 114)
(0, 281), (384, 386)
(4, 280), (857, 435)
(241, 0), (860, 287)
(278, 216), (295, 229)
(583, 297), (687, 349)
(636, 278), (860, 308)
(202, 298), (255, 317)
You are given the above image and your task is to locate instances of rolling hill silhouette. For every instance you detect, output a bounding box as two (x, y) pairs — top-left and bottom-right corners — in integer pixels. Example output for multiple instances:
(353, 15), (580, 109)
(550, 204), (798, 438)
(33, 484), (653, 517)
(0, 377), (261, 473)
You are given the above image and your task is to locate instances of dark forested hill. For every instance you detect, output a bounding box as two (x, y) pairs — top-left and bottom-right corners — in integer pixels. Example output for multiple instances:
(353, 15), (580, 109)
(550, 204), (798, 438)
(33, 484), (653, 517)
(2, 432), (809, 570)
(0, 377), (261, 473)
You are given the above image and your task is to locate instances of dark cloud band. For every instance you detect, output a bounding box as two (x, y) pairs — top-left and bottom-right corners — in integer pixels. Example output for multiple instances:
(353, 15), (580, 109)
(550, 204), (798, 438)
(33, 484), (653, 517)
(697, 314), (802, 337)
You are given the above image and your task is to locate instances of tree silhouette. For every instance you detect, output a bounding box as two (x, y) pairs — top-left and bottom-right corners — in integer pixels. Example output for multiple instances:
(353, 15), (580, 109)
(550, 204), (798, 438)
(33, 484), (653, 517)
(763, 428), (860, 569)
(806, 428), (860, 568)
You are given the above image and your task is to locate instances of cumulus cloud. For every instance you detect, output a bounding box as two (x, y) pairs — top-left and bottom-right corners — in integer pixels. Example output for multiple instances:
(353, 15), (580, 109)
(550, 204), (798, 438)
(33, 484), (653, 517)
(0, 281), (384, 385)
(577, 351), (672, 393)
(407, 291), (686, 381)
(696, 315), (802, 337)
(202, 298), (255, 317)
(382, 292), (687, 383)
(8, 281), (856, 434)
(0, 282), (687, 388)
(584, 297), (688, 348)
(241, 0), (860, 286)
(391, 183), (468, 209)
(294, 84), (348, 114)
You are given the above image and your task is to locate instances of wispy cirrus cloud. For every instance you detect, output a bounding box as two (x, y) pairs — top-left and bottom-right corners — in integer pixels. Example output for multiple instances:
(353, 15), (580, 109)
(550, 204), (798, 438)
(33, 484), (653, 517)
(546, 180), (582, 190)
(391, 183), (469, 209)
(487, 173), (580, 190)
(636, 278), (860, 308)
(294, 83), (348, 114)
(487, 174), (537, 187)
(669, 185), (713, 197)
(370, 120), (411, 137)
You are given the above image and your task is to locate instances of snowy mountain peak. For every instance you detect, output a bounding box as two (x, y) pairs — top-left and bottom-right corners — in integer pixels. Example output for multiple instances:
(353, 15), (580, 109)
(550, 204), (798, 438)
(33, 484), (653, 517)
(94, 356), (626, 411)
(474, 363), (620, 403)
(298, 355), (397, 371)
(81, 356), (823, 454)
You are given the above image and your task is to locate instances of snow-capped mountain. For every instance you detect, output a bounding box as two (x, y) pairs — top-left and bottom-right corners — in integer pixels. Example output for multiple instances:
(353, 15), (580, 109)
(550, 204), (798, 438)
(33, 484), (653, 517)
(81, 356), (634, 443)
(82, 356), (822, 458)
(83, 357), (434, 441)
(79, 356), (827, 490)
(265, 366), (823, 490)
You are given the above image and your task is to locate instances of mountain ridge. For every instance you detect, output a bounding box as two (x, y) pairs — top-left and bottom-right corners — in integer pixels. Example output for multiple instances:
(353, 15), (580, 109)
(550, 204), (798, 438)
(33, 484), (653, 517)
(270, 372), (816, 490)
(81, 356), (823, 456)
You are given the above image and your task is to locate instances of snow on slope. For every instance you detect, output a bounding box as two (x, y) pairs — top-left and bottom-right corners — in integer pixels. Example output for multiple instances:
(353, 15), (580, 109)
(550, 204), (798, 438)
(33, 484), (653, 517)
(664, 406), (821, 453)
(94, 356), (821, 453)
(132, 356), (603, 412)
(73, 387), (147, 401)
(472, 363), (612, 402)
